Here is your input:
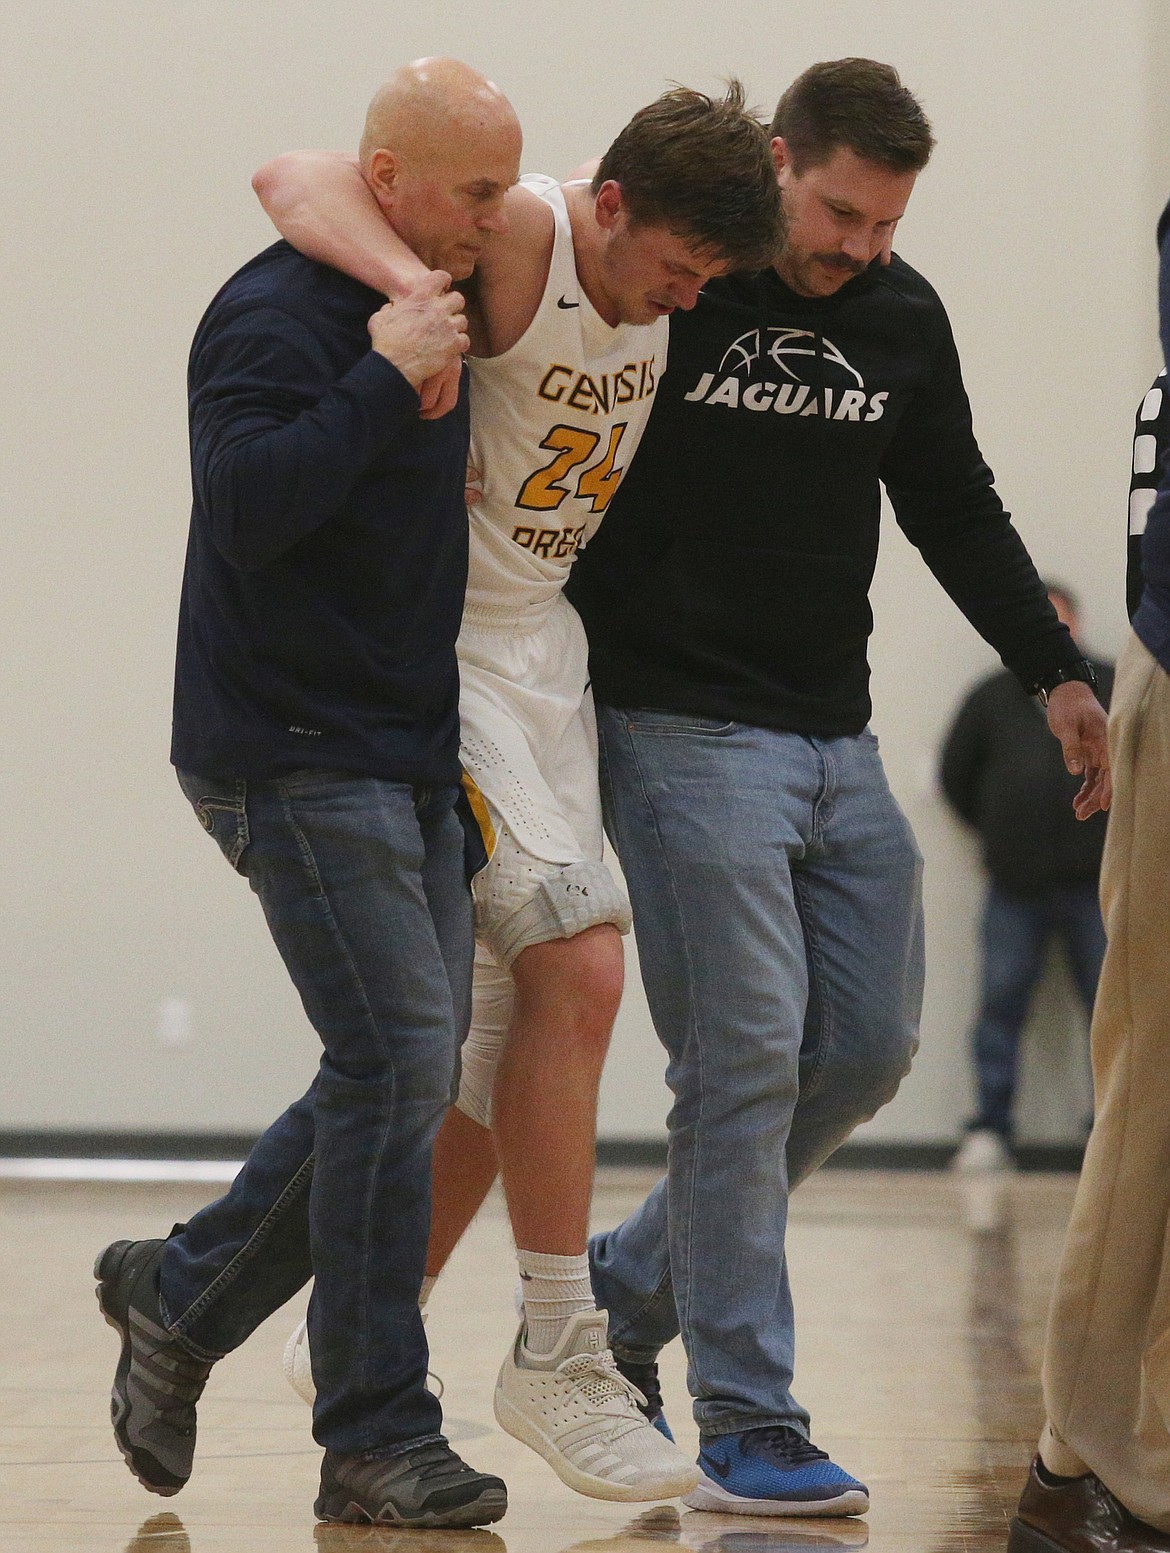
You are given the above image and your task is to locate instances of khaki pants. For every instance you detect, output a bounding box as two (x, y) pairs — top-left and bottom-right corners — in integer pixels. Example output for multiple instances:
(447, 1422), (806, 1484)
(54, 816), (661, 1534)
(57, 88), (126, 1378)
(1040, 632), (1170, 1530)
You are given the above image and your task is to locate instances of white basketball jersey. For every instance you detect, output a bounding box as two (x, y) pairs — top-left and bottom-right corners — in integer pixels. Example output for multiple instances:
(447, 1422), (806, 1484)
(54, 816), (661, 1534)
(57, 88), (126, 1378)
(464, 177), (668, 621)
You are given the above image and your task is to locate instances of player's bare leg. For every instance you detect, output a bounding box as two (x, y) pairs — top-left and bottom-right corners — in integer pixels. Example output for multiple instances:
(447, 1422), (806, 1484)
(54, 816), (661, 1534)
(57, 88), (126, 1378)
(493, 924), (621, 1261)
(488, 924), (697, 1500)
(426, 1105), (499, 1276)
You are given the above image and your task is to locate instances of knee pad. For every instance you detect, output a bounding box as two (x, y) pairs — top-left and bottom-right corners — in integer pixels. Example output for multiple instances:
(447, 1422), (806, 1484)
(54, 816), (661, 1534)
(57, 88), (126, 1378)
(455, 861), (632, 1122)
(490, 859), (632, 968)
(454, 952), (513, 1128)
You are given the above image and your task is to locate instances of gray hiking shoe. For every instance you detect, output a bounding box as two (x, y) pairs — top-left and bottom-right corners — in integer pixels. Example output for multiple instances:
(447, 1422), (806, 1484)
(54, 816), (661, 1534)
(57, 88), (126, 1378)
(94, 1238), (218, 1495)
(316, 1443), (508, 1528)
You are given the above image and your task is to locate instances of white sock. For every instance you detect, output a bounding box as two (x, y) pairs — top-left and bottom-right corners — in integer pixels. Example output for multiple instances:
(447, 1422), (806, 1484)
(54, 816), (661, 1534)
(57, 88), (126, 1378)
(419, 1274), (438, 1309)
(517, 1249), (595, 1354)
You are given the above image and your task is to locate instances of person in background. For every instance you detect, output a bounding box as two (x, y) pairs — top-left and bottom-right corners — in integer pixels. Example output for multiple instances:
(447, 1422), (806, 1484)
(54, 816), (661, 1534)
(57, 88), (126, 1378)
(1009, 199), (1170, 1553)
(942, 584), (1113, 1173)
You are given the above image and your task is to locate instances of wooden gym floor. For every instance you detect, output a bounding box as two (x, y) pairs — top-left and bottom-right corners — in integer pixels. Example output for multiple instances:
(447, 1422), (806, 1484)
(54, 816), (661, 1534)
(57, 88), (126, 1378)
(0, 1166), (1075, 1552)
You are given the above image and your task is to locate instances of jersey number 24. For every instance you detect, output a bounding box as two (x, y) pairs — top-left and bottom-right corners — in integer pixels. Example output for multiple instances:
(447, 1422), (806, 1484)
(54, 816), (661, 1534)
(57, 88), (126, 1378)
(516, 423), (628, 514)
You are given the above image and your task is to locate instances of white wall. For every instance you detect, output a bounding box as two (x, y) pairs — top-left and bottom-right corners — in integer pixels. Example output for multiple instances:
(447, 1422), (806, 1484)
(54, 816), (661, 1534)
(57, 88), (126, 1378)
(2, 1), (1165, 1143)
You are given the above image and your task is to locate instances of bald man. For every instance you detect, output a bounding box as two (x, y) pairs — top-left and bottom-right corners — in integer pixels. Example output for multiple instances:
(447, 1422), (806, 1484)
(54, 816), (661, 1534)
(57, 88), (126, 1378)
(93, 62), (519, 1529)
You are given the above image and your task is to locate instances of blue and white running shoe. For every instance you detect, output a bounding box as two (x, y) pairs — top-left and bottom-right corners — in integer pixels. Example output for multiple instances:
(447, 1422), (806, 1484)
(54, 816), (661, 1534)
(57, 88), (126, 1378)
(686, 1426), (869, 1516)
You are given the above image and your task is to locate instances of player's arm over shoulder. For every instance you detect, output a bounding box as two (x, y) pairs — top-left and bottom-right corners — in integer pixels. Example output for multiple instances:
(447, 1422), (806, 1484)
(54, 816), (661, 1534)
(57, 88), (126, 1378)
(254, 151), (555, 357)
(472, 180), (556, 356)
(253, 151), (433, 296)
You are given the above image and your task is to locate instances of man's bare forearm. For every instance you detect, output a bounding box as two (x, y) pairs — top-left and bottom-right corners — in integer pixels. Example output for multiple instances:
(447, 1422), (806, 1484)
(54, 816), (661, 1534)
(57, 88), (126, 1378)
(253, 150), (429, 297)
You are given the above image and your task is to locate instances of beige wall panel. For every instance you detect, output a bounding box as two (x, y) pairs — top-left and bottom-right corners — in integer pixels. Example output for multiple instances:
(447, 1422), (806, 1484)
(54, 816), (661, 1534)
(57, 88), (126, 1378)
(1, 1), (1162, 1140)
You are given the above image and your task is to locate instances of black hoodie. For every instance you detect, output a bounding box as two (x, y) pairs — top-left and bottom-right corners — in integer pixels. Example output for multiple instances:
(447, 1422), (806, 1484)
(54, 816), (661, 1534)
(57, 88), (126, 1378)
(940, 662), (1113, 893)
(567, 256), (1080, 734)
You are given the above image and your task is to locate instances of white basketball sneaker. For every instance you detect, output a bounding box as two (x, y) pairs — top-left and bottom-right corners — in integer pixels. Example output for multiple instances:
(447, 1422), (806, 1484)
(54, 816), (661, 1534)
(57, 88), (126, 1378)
(493, 1310), (698, 1502)
(282, 1317), (315, 1404)
(281, 1316), (443, 1404)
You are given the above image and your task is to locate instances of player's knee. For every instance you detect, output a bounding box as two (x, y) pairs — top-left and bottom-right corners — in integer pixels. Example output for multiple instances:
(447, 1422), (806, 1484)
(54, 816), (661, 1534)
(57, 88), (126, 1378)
(488, 859), (632, 968)
(565, 938), (624, 1055)
(507, 925), (624, 1075)
(573, 928), (626, 1025)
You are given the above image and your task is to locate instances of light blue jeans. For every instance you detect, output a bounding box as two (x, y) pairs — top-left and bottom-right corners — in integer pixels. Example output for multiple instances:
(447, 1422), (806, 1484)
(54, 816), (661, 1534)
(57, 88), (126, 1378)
(589, 708), (925, 1438)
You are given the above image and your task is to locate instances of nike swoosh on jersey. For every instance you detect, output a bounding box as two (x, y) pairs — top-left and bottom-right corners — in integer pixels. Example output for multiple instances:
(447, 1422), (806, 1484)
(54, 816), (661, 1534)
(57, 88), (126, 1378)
(557, 296), (580, 309)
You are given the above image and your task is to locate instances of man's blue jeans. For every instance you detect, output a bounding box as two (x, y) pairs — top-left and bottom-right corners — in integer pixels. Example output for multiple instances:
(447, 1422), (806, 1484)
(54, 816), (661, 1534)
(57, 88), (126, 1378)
(159, 768), (474, 1455)
(970, 880), (1105, 1139)
(589, 709), (924, 1438)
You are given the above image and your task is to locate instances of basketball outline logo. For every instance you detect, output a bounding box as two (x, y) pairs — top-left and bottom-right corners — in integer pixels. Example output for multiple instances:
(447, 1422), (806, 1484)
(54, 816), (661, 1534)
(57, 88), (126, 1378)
(719, 327), (864, 388)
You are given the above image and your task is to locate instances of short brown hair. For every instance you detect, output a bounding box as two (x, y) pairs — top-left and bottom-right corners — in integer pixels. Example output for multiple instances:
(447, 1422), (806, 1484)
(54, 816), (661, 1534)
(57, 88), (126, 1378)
(770, 59), (934, 175)
(593, 82), (783, 271)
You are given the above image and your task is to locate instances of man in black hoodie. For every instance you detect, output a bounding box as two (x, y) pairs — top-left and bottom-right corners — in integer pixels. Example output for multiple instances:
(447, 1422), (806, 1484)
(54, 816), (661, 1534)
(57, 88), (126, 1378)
(942, 584), (1112, 1172)
(568, 58), (1110, 1518)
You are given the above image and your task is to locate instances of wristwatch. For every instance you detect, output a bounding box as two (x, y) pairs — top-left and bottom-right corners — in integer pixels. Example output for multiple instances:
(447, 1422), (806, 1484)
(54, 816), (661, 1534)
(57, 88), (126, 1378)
(1031, 659), (1098, 706)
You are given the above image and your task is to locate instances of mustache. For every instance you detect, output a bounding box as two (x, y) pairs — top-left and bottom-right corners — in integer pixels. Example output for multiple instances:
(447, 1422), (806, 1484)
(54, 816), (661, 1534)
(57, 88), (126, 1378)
(812, 252), (868, 276)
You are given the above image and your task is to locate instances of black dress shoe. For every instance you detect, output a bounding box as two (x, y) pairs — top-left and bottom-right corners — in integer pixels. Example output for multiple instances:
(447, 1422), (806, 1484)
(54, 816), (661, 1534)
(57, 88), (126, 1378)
(1009, 1455), (1170, 1552)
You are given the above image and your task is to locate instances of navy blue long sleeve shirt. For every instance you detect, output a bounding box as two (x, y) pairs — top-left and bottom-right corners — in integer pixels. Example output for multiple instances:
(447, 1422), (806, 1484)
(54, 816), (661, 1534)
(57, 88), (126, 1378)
(172, 241), (470, 782)
(1132, 202), (1170, 671)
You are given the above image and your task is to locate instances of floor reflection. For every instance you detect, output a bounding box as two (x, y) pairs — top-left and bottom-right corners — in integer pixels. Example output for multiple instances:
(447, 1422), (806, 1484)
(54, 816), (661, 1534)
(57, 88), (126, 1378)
(123, 1510), (871, 1553)
(924, 1179), (1044, 1551)
(563, 1507), (869, 1552)
(967, 1181), (1037, 1440)
(126, 1515), (191, 1552)
(312, 1527), (507, 1552)
(676, 1511), (870, 1550)
(957, 1175), (1011, 1237)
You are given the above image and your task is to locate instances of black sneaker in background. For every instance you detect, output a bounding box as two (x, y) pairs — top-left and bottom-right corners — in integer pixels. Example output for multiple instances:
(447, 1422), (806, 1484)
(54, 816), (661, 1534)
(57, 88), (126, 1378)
(316, 1443), (508, 1528)
(94, 1238), (218, 1495)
